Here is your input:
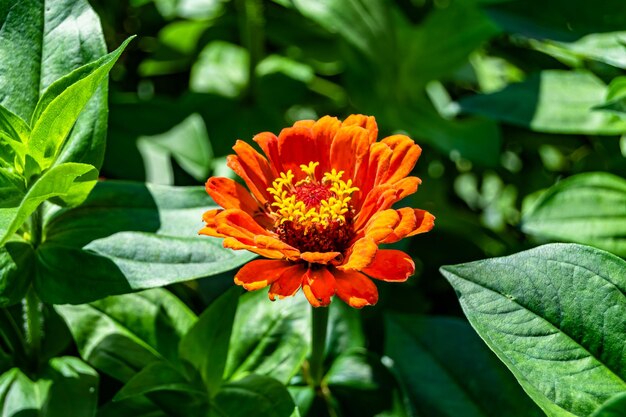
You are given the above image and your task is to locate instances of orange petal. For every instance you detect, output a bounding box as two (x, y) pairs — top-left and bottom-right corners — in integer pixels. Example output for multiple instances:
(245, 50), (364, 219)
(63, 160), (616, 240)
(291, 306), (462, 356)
(333, 269), (378, 308)
(253, 132), (283, 176)
(329, 125), (370, 182)
(205, 177), (272, 228)
(342, 114), (378, 144)
(223, 237), (287, 260)
(269, 263), (308, 300)
(277, 126), (319, 181)
(293, 120), (315, 129)
(253, 235), (300, 259)
(362, 250), (415, 282)
(227, 140), (275, 205)
(338, 237), (378, 271)
(381, 209), (435, 244)
(215, 209), (270, 245)
(302, 267), (336, 307)
(362, 209), (400, 243)
(300, 251), (341, 264)
(355, 142), (393, 208)
(312, 116), (341, 174)
(234, 259), (294, 291)
(379, 135), (422, 185)
(199, 209), (226, 238)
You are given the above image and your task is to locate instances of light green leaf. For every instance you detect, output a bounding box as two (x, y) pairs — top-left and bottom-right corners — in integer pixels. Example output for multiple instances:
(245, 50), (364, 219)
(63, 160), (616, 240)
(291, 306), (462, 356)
(115, 361), (204, 401)
(179, 287), (239, 395)
(521, 173), (626, 257)
(28, 37), (133, 168)
(459, 70), (626, 135)
(224, 290), (309, 384)
(0, 104), (30, 145)
(0, 162), (97, 245)
(0, 0), (109, 168)
(0, 241), (34, 307)
(190, 41), (249, 97)
(0, 368), (49, 415)
(385, 315), (543, 417)
(56, 288), (196, 382)
(211, 374), (296, 417)
(37, 181), (255, 304)
(137, 113), (212, 184)
(595, 77), (626, 117)
(440, 243), (626, 417)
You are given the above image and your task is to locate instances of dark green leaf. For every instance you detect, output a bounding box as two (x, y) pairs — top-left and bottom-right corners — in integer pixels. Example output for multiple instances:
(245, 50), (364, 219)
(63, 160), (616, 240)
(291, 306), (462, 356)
(0, 241), (34, 307)
(115, 360), (204, 401)
(385, 315), (543, 417)
(0, 104), (29, 145)
(440, 244), (626, 417)
(224, 290), (309, 384)
(211, 374), (296, 417)
(459, 70), (626, 135)
(595, 76), (626, 117)
(522, 173), (626, 256)
(42, 356), (99, 417)
(179, 287), (239, 395)
(98, 396), (168, 417)
(0, 162), (98, 244)
(591, 393), (626, 417)
(28, 37), (133, 169)
(56, 288), (196, 382)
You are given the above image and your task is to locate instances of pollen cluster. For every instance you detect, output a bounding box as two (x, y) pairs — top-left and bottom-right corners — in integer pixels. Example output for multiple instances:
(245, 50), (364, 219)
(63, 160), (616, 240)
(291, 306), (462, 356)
(267, 162), (359, 252)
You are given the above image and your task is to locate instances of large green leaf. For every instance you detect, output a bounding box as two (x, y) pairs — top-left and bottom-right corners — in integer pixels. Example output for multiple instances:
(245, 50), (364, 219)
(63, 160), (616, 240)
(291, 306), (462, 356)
(590, 393), (626, 417)
(224, 290), (309, 384)
(28, 37), (133, 169)
(0, 0), (109, 168)
(385, 315), (543, 417)
(0, 162), (98, 245)
(0, 241), (34, 307)
(440, 244), (626, 417)
(459, 70), (626, 135)
(179, 287), (239, 395)
(37, 181), (255, 304)
(55, 288), (196, 382)
(521, 173), (626, 257)
(211, 374), (296, 417)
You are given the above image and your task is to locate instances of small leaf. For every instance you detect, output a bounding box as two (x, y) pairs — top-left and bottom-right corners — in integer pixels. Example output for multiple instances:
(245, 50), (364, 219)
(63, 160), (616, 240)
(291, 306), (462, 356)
(28, 36), (134, 168)
(0, 104), (30, 144)
(43, 356), (99, 417)
(440, 244), (626, 417)
(0, 368), (48, 415)
(0, 162), (98, 244)
(522, 173), (626, 256)
(190, 41), (249, 98)
(179, 287), (240, 395)
(114, 361), (204, 401)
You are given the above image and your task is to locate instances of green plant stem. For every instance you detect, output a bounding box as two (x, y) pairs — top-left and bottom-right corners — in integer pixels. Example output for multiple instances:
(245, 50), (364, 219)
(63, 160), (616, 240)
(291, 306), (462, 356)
(235, 0), (264, 99)
(309, 306), (329, 388)
(24, 286), (43, 369)
(29, 205), (43, 248)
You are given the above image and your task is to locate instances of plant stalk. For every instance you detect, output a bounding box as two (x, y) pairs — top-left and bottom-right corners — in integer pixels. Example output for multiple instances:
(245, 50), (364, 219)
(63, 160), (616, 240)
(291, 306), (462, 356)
(309, 305), (329, 388)
(235, 0), (265, 99)
(24, 286), (43, 369)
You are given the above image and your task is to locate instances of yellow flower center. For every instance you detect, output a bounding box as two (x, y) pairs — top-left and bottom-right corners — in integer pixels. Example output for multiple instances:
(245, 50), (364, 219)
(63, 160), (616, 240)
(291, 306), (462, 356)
(266, 162), (359, 252)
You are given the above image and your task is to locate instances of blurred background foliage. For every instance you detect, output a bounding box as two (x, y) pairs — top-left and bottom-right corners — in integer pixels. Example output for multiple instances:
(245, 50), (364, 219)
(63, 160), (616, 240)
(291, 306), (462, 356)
(91, 0), (626, 318)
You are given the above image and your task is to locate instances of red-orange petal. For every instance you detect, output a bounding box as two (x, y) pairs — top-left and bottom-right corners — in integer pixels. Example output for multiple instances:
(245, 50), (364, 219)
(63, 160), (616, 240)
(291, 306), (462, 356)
(227, 141), (274, 205)
(362, 209), (400, 243)
(300, 251), (341, 264)
(269, 263), (308, 300)
(254, 235), (300, 259)
(379, 135), (422, 185)
(362, 250), (415, 282)
(381, 209), (435, 244)
(253, 132), (283, 176)
(277, 126), (319, 181)
(234, 259), (294, 291)
(199, 209), (225, 238)
(312, 116), (341, 174)
(205, 177), (272, 228)
(333, 268), (378, 308)
(215, 209), (270, 245)
(223, 237), (286, 260)
(302, 267), (336, 307)
(338, 237), (378, 271)
(342, 114), (378, 144)
(329, 125), (370, 182)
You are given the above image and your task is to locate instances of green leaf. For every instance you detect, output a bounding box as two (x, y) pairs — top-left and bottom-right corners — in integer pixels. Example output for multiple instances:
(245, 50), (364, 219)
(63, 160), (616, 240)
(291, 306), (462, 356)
(0, 104), (30, 145)
(37, 181), (255, 304)
(98, 396), (169, 417)
(440, 244), (626, 417)
(190, 41), (249, 97)
(385, 315), (543, 417)
(591, 393), (626, 417)
(0, 167), (25, 203)
(211, 374), (296, 417)
(0, 162), (97, 245)
(137, 113), (213, 184)
(115, 360), (204, 401)
(180, 287), (239, 395)
(0, 367), (48, 415)
(521, 173), (626, 257)
(28, 37), (133, 168)
(0, 241), (35, 307)
(56, 288), (196, 382)
(459, 70), (626, 135)
(0, 0), (109, 168)
(595, 76), (626, 117)
(224, 290), (309, 384)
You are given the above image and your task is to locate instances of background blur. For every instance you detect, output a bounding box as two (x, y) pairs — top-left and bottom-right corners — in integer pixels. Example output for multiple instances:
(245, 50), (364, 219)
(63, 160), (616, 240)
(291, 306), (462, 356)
(90, 0), (626, 320)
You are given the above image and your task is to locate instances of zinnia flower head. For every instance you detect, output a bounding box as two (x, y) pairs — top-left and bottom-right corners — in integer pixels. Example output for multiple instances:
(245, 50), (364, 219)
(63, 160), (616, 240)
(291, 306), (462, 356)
(200, 115), (435, 308)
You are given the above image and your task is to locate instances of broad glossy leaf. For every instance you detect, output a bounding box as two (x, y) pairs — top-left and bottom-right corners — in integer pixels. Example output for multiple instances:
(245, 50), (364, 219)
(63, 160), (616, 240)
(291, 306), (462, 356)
(0, 167), (25, 203)
(0, 162), (97, 245)
(440, 244), (626, 417)
(385, 315), (543, 417)
(56, 288), (196, 382)
(591, 393), (626, 417)
(0, 104), (29, 145)
(211, 374), (296, 417)
(522, 173), (626, 256)
(459, 70), (626, 135)
(115, 360), (204, 401)
(0, 241), (34, 307)
(137, 113), (212, 184)
(180, 287), (239, 395)
(28, 37), (133, 168)
(190, 41), (249, 97)
(0, 368), (48, 415)
(37, 182), (255, 304)
(98, 396), (168, 417)
(224, 290), (309, 384)
(0, 0), (108, 168)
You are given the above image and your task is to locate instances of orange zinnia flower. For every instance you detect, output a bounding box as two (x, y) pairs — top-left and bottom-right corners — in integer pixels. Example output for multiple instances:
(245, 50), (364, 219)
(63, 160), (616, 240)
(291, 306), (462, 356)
(200, 115), (435, 308)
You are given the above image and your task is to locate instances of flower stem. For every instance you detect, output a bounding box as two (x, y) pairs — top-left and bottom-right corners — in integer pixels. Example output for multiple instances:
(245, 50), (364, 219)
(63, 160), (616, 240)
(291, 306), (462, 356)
(309, 306), (329, 387)
(235, 0), (264, 99)
(24, 286), (43, 370)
